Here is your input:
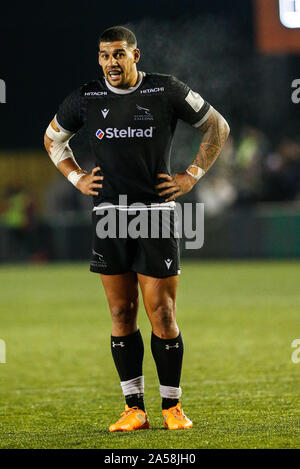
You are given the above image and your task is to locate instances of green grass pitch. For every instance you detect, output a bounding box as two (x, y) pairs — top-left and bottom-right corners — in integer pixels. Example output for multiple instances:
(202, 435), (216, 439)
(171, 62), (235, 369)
(0, 261), (300, 449)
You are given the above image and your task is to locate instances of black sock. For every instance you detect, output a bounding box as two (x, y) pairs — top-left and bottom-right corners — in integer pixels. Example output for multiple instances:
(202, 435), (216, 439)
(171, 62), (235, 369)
(125, 393), (145, 412)
(111, 329), (144, 380)
(151, 332), (184, 410)
(111, 329), (145, 411)
(162, 397), (179, 409)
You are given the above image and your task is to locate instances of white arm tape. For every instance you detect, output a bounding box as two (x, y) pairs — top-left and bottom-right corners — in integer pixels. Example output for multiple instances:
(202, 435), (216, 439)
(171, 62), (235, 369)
(67, 170), (85, 187)
(186, 165), (205, 181)
(45, 118), (77, 167)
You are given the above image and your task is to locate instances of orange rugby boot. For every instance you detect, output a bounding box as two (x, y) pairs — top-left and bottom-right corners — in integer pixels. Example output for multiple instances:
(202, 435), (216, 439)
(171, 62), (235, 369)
(109, 405), (150, 432)
(162, 403), (193, 430)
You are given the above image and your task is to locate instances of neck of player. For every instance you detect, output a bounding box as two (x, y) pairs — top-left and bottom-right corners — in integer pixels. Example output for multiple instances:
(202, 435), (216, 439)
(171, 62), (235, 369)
(119, 69), (139, 90)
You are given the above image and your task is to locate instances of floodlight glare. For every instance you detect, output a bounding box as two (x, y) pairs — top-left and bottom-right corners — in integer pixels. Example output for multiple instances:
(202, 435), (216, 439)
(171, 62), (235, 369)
(279, 0), (300, 28)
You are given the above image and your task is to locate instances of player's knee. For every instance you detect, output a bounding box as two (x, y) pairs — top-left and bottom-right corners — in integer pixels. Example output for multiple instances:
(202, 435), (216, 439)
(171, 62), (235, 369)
(150, 302), (176, 335)
(110, 301), (137, 325)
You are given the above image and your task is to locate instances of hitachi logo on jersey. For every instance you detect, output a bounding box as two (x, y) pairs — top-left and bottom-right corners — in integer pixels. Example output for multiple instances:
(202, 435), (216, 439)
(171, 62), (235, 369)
(140, 87), (164, 94)
(95, 127), (154, 139)
(85, 91), (108, 96)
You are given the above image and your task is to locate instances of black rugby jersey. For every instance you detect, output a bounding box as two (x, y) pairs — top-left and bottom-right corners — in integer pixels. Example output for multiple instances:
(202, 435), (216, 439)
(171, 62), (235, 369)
(56, 72), (211, 206)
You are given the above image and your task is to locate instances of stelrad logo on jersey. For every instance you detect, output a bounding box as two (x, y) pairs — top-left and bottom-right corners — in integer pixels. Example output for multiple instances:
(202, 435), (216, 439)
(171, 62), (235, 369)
(95, 126), (155, 140)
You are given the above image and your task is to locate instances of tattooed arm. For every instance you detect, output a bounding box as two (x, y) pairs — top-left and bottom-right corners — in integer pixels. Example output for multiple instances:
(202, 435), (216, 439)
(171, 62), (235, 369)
(191, 108), (230, 173)
(156, 108), (230, 202)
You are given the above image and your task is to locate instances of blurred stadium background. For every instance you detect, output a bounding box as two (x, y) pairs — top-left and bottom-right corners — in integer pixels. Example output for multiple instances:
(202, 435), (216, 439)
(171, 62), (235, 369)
(1, 0), (300, 262)
(1, 0), (300, 449)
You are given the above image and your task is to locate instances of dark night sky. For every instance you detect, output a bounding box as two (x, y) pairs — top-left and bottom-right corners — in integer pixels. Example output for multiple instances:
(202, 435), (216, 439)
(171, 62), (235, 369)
(1, 0), (299, 150)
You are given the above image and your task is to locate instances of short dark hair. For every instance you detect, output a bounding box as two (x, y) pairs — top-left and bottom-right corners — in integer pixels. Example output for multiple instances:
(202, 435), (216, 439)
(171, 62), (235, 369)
(98, 26), (137, 49)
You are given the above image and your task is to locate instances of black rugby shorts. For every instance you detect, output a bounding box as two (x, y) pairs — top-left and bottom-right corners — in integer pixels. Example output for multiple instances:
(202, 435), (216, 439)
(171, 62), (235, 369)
(90, 206), (180, 278)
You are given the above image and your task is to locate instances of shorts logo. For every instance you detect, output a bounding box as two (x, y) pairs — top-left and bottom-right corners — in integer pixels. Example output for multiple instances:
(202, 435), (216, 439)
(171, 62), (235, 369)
(96, 129), (105, 140)
(92, 249), (104, 259)
(92, 249), (107, 268)
(165, 259), (173, 269)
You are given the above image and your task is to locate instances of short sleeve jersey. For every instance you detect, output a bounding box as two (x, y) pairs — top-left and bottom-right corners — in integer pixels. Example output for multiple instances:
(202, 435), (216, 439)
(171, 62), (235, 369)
(56, 72), (211, 205)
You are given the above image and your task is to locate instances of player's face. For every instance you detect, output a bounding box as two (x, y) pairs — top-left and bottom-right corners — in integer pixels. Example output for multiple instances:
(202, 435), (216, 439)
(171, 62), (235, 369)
(98, 41), (140, 88)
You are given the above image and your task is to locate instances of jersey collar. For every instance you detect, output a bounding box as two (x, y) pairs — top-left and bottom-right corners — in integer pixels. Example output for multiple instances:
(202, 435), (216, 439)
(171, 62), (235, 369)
(104, 71), (145, 95)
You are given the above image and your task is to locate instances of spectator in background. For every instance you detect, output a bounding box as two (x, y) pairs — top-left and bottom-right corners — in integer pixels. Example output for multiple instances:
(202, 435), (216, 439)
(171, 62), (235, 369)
(263, 138), (300, 202)
(44, 177), (87, 219)
(196, 125), (276, 213)
(196, 135), (237, 216)
(233, 126), (268, 205)
(0, 183), (36, 261)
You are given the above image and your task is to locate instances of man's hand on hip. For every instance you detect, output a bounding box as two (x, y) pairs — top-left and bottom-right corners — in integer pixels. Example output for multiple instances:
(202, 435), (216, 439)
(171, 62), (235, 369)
(77, 166), (103, 196)
(155, 172), (196, 202)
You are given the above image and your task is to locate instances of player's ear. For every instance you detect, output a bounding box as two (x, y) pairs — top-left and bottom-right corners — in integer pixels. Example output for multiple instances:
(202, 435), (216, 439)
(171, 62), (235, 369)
(133, 48), (140, 63)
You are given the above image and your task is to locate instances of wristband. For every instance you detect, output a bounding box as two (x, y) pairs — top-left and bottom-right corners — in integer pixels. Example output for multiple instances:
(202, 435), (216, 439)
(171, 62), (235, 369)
(67, 169), (85, 187)
(185, 165), (205, 181)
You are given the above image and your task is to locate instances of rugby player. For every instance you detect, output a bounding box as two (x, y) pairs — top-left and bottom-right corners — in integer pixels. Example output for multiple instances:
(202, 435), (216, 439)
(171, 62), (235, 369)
(44, 26), (230, 431)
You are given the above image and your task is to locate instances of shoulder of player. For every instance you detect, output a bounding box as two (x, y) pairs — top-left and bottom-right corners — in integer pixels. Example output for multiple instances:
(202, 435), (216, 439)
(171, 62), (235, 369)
(144, 72), (177, 87)
(58, 80), (103, 102)
(79, 78), (107, 97)
(144, 73), (188, 95)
